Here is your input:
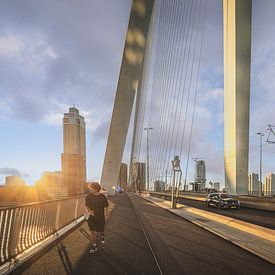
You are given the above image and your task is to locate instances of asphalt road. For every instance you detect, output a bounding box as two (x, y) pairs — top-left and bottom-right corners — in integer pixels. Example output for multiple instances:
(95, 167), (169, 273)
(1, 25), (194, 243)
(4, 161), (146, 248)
(128, 194), (275, 275)
(178, 197), (275, 229)
(151, 193), (275, 229)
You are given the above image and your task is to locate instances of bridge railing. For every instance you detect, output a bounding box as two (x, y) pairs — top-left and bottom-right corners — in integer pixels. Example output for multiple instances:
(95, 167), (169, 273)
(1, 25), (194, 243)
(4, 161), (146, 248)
(0, 195), (86, 266)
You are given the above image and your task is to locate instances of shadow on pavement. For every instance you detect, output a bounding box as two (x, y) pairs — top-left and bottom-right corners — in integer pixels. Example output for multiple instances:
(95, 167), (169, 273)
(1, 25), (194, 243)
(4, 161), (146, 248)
(73, 195), (160, 275)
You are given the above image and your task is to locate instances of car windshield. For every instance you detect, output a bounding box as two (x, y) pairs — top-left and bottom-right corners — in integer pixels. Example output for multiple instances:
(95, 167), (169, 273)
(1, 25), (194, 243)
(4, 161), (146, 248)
(220, 194), (233, 199)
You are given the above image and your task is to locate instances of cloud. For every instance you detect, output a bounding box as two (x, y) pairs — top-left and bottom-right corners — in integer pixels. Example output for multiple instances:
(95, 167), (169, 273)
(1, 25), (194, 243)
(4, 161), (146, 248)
(201, 88), (223, 102)
(41, 101), (112, 144)
(0, 100), (11, 120)
(92, 120), (110, 143)
(0, 0), (134, 184)
(0, 0), (132, 143)
(0, 167), (29, 178)
(1, 0), (275, 186)
(0, 34), (25, 58)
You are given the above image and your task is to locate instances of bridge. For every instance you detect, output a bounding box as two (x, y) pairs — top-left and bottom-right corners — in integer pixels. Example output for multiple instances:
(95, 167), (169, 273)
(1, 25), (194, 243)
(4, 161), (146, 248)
(0, 193), (274, 274)
(1, 0), (275, 274)
(101, 0), (251, 195)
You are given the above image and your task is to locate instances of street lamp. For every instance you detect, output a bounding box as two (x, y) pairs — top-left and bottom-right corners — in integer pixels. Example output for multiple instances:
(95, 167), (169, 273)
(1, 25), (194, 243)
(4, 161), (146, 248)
(144, 127), (153, 191)
(257, 132), (264, 196)
(171, 155), (182, 209)
(131, 157), (137, 193)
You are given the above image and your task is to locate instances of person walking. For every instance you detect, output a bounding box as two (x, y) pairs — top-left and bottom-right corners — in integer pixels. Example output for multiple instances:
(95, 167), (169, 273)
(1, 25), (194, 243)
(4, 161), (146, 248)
(85, 183), (109, 254)
(115, 185), (122, 195)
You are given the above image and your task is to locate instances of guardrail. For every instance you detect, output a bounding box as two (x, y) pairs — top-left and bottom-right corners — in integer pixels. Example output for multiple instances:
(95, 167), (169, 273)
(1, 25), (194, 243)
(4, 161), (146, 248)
(0, 196), (86, 266)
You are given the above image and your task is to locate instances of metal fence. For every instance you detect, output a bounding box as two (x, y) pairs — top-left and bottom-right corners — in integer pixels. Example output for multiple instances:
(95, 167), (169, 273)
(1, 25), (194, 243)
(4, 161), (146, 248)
(0, 196), (86, 266)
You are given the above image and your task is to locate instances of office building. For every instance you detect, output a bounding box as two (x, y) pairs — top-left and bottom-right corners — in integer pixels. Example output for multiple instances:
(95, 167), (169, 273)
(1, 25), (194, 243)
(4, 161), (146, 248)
(154, 180), (165, 192)
(36, 171), (69, 200)
(0, 185), (38, 203)
(117, 163), (127, 190)
(248, 173), (259, 195)
(61, 107), (86, 196)
(263, 173), (275, 196)
(132, 162), (146, 192)
(194, 160), (206, 190)
(5, 176), (26, 187)
(213, 182), (220, 192)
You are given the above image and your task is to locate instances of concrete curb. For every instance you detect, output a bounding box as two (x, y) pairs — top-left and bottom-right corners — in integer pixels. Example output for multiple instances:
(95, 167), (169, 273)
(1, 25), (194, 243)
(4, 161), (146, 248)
(150, 192), (275, 212)
(139, 194), (275, 265)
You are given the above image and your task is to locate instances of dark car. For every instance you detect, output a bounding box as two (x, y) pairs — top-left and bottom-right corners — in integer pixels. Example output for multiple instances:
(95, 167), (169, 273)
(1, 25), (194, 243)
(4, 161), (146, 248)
(206, 193), (240, 209)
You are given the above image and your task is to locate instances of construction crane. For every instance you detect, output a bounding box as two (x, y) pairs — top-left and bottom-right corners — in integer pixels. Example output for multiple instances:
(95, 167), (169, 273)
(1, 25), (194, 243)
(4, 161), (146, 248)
(266, 125), (275, 144)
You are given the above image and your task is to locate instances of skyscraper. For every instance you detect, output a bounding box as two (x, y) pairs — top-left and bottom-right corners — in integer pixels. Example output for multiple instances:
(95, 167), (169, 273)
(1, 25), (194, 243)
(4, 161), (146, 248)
(131, 162), (146, 192)
(213, 182), (220, 192)
(263, 173), (275, 196)
(61, 107), (86, 196)
(36, 171), (69, 200)
(117, 163), (127, 190)
(248, 173), (259, 195)
(194, 160), (206, 190)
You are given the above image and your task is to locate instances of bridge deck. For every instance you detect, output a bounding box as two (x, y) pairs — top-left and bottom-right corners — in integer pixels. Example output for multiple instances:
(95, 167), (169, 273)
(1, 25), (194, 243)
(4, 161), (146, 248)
(20, 194), (274, 275)
(20, 195), (159, 275)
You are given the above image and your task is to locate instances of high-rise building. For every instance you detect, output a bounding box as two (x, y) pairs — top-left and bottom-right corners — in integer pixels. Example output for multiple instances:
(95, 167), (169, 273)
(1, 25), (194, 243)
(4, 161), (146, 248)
(263, 173), (275, 196)
(131, 162), (146, 192)
(154, 180), (165, 192)
(36, 171), (69, 200)
(213, 182), (220, 192)
(117, 163), (127, 190)
(194, 160), (206, 190)
(61, 107), (86, 196)
(5, 176), (25, 187)
(248, 173), (259, 195)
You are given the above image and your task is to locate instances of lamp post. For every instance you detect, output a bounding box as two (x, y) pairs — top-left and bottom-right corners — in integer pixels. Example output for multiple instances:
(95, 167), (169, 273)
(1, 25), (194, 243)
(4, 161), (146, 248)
(165, 169), (168, 193)
(257, 132), (264, 196)
(171, 155), (182, 209)
(132, 157), (137, 193)
(144, 127), (153, 191)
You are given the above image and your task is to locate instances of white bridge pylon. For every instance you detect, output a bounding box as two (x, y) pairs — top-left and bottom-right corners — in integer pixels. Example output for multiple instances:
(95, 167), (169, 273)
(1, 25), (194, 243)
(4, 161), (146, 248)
(101, 0), (252, 195)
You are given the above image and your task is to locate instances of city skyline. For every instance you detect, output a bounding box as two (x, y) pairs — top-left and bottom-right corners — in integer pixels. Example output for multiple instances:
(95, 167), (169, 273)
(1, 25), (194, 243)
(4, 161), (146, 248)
(0, 2), (274, 273)
(0, 0), (275, 187)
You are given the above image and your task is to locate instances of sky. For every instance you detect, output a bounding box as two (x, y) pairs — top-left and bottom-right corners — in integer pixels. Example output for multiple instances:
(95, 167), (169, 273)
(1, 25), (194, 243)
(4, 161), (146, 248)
(0, 0), (275, 186)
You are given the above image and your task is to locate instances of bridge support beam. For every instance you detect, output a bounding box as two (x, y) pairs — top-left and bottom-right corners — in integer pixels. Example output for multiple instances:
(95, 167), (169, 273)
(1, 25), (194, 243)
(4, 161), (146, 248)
(100, 0), (154, 194)
(223, 0), (252, 194)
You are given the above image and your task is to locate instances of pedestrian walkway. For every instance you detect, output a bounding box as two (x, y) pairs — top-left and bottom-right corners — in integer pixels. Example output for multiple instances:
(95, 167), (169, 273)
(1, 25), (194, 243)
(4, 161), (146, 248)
(21, 195), (159, 275)
(20, 194), (274, 275)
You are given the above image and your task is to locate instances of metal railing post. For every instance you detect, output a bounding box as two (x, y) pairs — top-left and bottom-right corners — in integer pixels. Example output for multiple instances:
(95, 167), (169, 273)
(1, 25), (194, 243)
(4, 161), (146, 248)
(74, 198), (79, 220)
(0, 195), (86, 268)
(55, 202), (61, 231)
(8, 208), (22, 260)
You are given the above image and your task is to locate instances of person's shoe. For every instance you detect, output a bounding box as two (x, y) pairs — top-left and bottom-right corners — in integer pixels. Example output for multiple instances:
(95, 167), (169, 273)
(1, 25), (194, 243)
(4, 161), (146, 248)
(89, 245), (98, 254)
(100, 235), (106, 244)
